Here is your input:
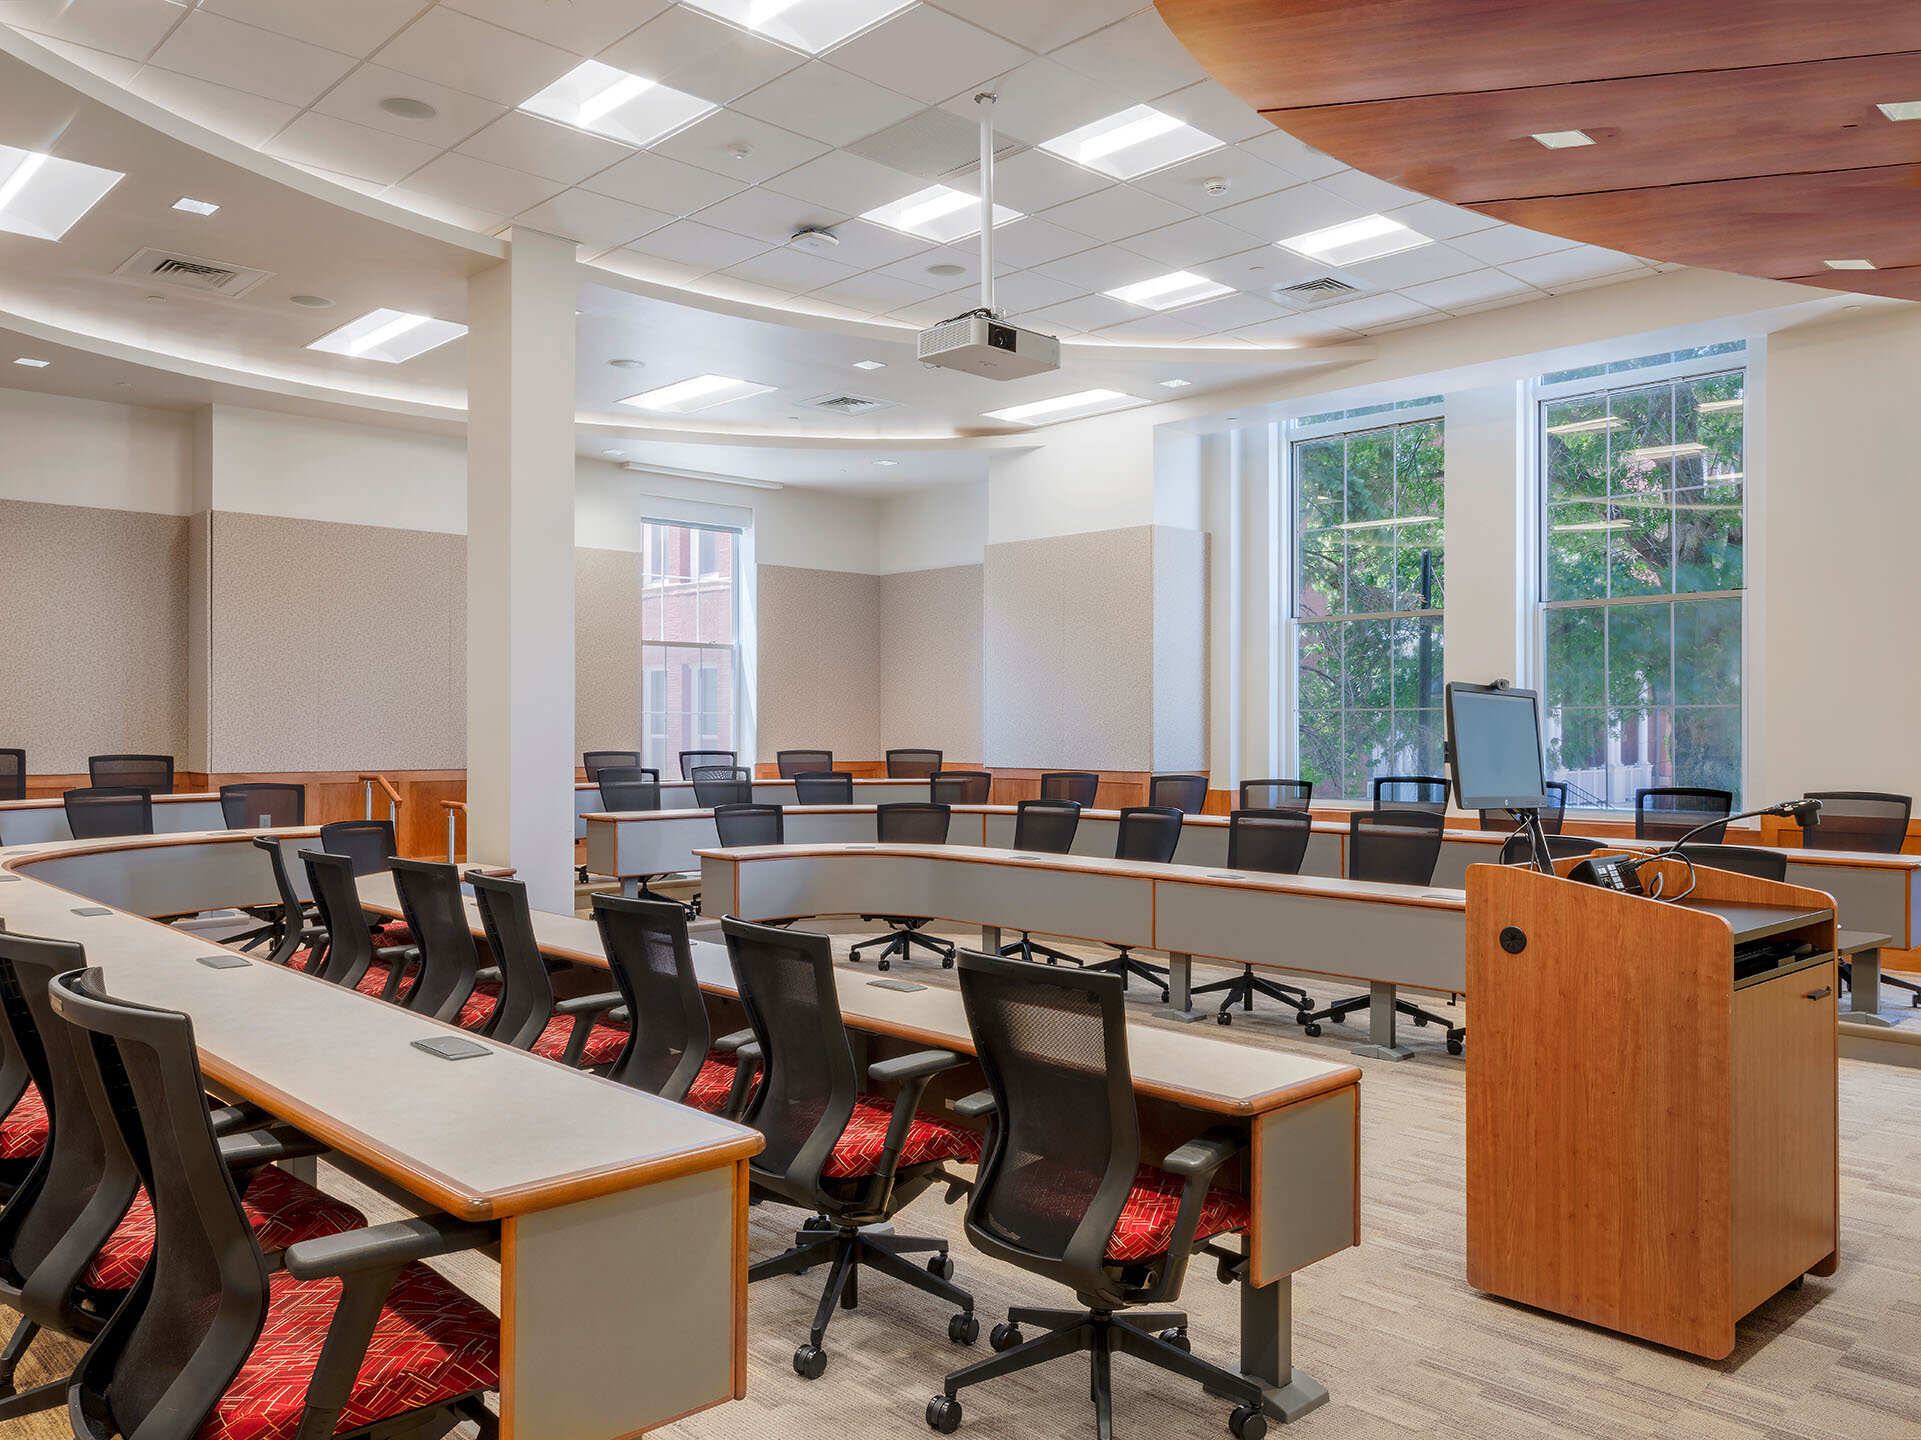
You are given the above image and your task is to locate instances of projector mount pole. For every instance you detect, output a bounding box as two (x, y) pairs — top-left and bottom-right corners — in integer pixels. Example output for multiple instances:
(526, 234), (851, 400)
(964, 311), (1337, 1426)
(976, 91), (998, 318)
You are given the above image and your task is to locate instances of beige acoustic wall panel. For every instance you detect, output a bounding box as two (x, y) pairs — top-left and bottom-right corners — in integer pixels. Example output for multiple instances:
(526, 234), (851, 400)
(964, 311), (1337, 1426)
(575, 547), (641, 757)
(185, 509), (211, 773)
(756, 564), (881, 762)
(880, 564), (983, 760)
(0, 498), (189, 772)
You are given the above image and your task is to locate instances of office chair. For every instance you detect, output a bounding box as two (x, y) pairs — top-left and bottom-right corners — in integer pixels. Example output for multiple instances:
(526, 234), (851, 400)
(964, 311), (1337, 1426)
(597, 766), (661, 811)
(1148, 774), (1207, 813)
(693, 764), (755, 808)
(1239, 778), (1311, 809)
(888, 748), (944, 779)
(851, 803), (956, 971)
(1190, 810), (1317, 1024)
(1497, 834), (1602, 867)
(1372, 775), (1449, 814)
(723, 917), (979, 1378)
(778, 749), (834, 778)
(315, 819), (414, 951)
(1635, 786), (1734, 843)
(1675, 843), (1786, 881)
(388, 856), (495, 1025)
(1479, 780), (1567, 834)
(1084, 806), (1187, 1000)
(62, 787), (153, 840)
(592, 893), (756, 1115)
(247, 836), (325, 963)
(464, 872), (626, 1067)
(300, 851), (410, 1000)
(681, 748), (738, 779)
(0, 749), (23, 802)
(1298, 810), (1462, 1054)
(48, 967), (500, 1440)
(714, 802), (784, 848)
(583, 749), (642, 781)
(927, 951), (1266, 1440)
(1803, 791), (1911, 853)
(1040, 772), (1099, 806)
(996, 800), (1083, 965)
(931, 770), (993, 805)
(86, 753), (173, 794)
(219, 781), (306, 830)
(0, 923), (46, 1201)
(794, 771), (855, 804)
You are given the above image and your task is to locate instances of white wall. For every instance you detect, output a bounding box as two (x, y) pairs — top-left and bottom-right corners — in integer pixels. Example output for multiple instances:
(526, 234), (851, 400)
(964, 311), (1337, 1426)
(986, 408), (1160, 544)
(1442, 383), (1530, 691)
(0, 388), (194, 514)
(206, 405), (466, 532)
(876, 480), (986, 571)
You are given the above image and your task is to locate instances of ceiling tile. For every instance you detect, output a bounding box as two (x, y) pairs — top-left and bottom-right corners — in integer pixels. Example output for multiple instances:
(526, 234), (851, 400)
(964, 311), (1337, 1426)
(981, 148), (1111, 213)
(688, 273), (792, 311)
(784, 217), (931, 271)
(1227, 310), (1361, 344)
(923, 0), (1139, 53)
(456, 110), (633, 186)
(1501, 245), (1646, 290)
(371, 7), (576, 107)
(21, 34), (143, 85)
(1401, 268), (1539, 312)
(991, 215), (1099, 269)
(879, 295), (960, 327)
(1130, 148), (1300, 215)
(597, 248), (711, 288)
(1308, 292), (1437, 331)
(874, 244), (1007, 291)
(694, 185), (851, 247)
(199, 0), (412, 56)
(764, 150), (924, 217)
(826, 6), (1030, 106)
(973, 267), (1086, 316)
(514, 188), (674, 257)
(581, 146), (748, 216)
(401, 150), (569, 220)
(598, 5), (804, 104)
(121, 66), (299, 148)
(1040, 183), (1192, 243)
(1449, 223), (1578, 266)
(1163, 290), (1290, 333)
(1237, 127), (1345, 182)
(648, 108), (829, 185)
(311, 62), (506, 149)
(1315, 166), (1430, 214)
(1032, 243), (1168, 293)
(806, 270), (940, 316)
(721, 246), (860, 294)
(989, 295), (1137, 335)
(618, 218), (769, 272)
(0, 0), (188, 63)
(1386, 197), (1500, 242)
(940, 57), (1131, 149)
(1118, 214), (1253, 269)
(1344, 240), (1482, 289)
(731, 62), (922, 149)
(383, 186), (506, 235)
(1050, 10), (1209, 101)
(1152, 79), (1270, 145)
(1195, 245), (1338, 291)
(146, 9), (356, 107)
(443, 0), (669, 55)
(261, 110), (441, 186)
(1087, 310), (1211, 343)
(284, 162), (388, 199)
(1212, 182), (1366, 242)
(1453, 289), (1546, 316)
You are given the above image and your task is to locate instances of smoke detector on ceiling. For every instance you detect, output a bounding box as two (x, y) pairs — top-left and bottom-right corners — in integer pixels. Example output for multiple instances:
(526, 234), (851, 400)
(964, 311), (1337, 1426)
(789, 226), (839, 254)
(113, 247), (272, 298)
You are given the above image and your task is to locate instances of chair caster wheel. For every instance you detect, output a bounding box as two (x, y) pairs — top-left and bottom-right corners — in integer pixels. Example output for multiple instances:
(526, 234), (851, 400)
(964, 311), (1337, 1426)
(1216, 1012), (1232, 1026)
(877, 959), (891, 972)
(927, 1395), (963, 1433)
(1157, 992), (1170, 1005)
(989, 1322), (1023, 1352)
(1303, 1023), (1322, 1037)
(1413, 1016), (1429, 1027)
(942, 955), (955, 969)
(948, 1311), (979, 1345)
(1447, 1040), (1464, 1056)
(1158, 1327), (1191, 1353)
(927, 1252), (956, 1281)
(1229, 1403), (1268, 1439)
(793, 1344), (827, 1379)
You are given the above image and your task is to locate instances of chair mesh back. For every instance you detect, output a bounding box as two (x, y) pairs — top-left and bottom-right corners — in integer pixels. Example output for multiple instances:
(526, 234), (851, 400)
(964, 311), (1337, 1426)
(299, 850), (376, 992)
(1371, 775), (1449, 814)
(1147, 775), (1207, 814)
(316, 819), (398, 876)
(777, 750), (834, 778)
(63, 787), (153, 840)
(583, 751), (642, 781)
(1012, 799), (1080, 854)
(957, 953), (1135, 1265)
(87, 755), (173, 795)
(714, 803), (784, 847)
(930, 771), (992, 805)
(1039, 772), (1098, 806)
(1226, 809), (1312, 875)
(886, 749), (943, 779)
(1635, 787), (1734, 843)
(692, 766), (754, 808)
(467, 874), (555, 1050)
(1675, 843), (1786, 881)
(218, 783), (305, 829)
(593, 895), (709, 1098)
(877, 803), (951, 845)
(1349, 809), (1445, 885)
(1497, 833), (1601, 866)
(1240, 778), (1311, 809)
(1115, 806), (1183, 864)
(597, 768), (661, 812)
(388, 858), (482, 1022)
(1479, 780), (1567, 834)
(793, 772), (854, 805)
(1803, 791), (1911, 853)
(680, 750), (737, 780)
(0, 749), (23, 802)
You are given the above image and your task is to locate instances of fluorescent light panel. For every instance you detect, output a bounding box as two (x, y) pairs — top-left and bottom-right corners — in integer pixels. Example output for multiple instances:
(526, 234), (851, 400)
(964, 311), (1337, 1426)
(1877, 101), (1921, 121)
(0, 146), (122, 241)
(618, 374), (776, 414)
(172, 197), (220, 216)
(1105, 270), (1234, 312)
(307, 308), (468, 364)
(982, 389), (1146, 426)
(1825, 259), (1876, 270)
(853, 360), (886, 370)
(12, 357), (49, 368)
(1531, 130), (1594, 149)
(679, 0), (914, 55)
(520, 60), (715, 147)
(1278, 213), (1431, 268)
(862, 184), (1021, 244)
(1038, 104), (1224, 181)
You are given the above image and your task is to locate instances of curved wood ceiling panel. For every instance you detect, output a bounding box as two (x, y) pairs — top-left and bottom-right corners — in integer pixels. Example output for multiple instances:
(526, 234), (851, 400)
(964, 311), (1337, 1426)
(1155, 0), (1921, 300)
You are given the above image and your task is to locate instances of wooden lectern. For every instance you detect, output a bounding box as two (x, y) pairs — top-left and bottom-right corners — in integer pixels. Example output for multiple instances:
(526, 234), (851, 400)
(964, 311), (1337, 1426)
(1466, 855), (1839, 1358)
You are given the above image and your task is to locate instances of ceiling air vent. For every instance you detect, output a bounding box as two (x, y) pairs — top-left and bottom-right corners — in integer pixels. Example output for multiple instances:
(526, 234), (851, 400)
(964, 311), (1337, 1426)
(113, 247), (273, 297)
(1270, 274), (1371, 310)
(803, 393), (898, 417)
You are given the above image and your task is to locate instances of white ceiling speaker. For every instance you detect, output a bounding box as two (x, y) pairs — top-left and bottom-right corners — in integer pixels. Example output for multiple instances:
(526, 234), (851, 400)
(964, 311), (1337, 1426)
(788, 226), (840, 254)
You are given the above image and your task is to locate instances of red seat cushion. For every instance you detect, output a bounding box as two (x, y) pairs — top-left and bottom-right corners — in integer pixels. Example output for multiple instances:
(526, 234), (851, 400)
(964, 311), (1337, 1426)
(453, 994), (627, 1067)
(1104, 1165), (1251, 1264)
(684, 1052), (761, 1114)
(372, 920), (414, 949)
(289, 950), (398, 999)
(85, 1167), (367, 1292)
(192, 1261), (498, 1440)
(821, 1092), (982, 1179)
(0, 1086), (48, 1161)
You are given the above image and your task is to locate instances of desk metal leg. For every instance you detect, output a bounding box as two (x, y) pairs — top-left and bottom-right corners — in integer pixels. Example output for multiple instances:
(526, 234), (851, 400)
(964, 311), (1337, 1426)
(1352, 981), (1413, 1062)
(1847, 948), (1895, 1027)
(621, 878), (639, 899)
(981, 925), (1000, 954)
(1155, 951), (1207, 1023)
(1239, 1273), (1329, 1423)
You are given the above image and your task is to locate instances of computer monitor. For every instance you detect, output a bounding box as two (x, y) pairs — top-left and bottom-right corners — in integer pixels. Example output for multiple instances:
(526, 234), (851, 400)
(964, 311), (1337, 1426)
(1445, 682), (1548, 812)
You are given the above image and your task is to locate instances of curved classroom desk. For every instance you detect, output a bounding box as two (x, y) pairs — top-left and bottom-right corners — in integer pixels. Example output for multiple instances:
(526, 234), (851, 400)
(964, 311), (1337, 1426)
(0, 829), (761, 1440)
(353, 869), (1360, 1426)
(0, 789), (225, 845)
(574, 776), (929, 837)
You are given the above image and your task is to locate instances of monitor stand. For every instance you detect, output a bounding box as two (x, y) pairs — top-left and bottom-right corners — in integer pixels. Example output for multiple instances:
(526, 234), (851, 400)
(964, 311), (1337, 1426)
(1505, 808), (1554, 873)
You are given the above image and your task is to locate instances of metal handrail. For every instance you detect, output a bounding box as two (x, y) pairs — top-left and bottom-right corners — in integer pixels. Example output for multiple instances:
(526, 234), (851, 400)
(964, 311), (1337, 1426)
(441, 800), (466, 862)
(357, 773), (403, 824)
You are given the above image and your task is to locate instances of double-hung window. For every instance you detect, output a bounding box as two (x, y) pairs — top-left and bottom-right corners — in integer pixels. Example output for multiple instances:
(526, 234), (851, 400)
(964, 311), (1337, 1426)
(639, 520), (740, 773)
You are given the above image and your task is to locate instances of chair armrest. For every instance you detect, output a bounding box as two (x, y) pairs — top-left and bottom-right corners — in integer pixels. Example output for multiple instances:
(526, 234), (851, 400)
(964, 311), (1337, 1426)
(714, 1028), (756, 1054)
(951, 1089), (997, 1120)
(1161, 1126), (1245, 1182)
(553, 990), (622, 1018)
(207, 1102), (273, 1135)
(867, 1049), (963, 1085)
(734, 1040), (762, 1066)
(473, 966), (500, 984)
(283, 1215), (498, 1282)
(217, 1129), (330, 1170)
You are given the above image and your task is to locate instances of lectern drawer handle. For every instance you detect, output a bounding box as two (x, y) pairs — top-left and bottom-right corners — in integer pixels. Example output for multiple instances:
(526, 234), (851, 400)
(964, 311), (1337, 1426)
(1805, 986), (1833, 1001)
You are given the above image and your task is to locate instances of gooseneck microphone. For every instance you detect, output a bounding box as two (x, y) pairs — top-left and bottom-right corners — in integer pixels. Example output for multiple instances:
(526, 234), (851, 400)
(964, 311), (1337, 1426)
(1656, 797), (1821, 858)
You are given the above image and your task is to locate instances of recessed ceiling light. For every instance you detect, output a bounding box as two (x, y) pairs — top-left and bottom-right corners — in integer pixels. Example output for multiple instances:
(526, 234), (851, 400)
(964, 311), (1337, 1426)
(618, 374), (776, 414)
(12, 357), (49, 368)
(1530, 130), (1595, 149)
(1545, 416), (1624, 436)
(172, 197), (219, 216)
(678, 0), (913, 55)
(289, 294), (334, 308)
(380, 96), (439, 121)
(982, 389), (1148, 426)
(1104, 270), (1234, 312)
(1876, 101), (1921, 121)
(1038, 104), (1225, 181)
(1278, 214), (1431, 268)
(0, 146), (122, 241)
(1695, 397), (1744, 413)
(863, 184), (1021, 244)
(307, 308), (468, 364)
(853, 360), (886, 370)
(1627, 442), (1710, 461)
(873, 459), (898, 467)
(519, 60), (716, 147)
(1161, 378), (1193, 389)
(608, 358), (646, 369)
(1825, 259), (1876, 270)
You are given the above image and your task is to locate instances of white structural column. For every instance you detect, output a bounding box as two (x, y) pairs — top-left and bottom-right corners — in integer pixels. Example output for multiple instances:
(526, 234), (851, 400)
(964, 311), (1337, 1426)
(1442, 383), (1530, 690)
(466, 227), (578, 912)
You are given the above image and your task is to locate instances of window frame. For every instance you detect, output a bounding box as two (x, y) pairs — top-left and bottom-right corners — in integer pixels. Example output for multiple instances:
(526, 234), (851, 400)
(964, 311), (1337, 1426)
(638, 517), (742, 773)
